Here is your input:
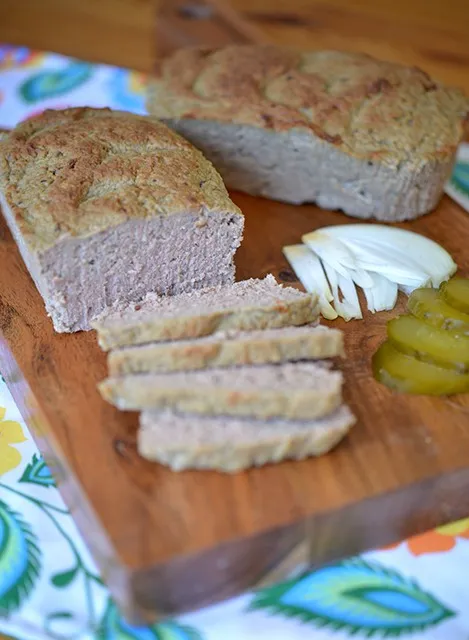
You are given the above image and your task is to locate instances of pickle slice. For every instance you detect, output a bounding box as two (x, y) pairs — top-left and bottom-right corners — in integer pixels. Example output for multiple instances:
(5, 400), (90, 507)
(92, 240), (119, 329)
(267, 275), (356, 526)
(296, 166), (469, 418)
(407, 287), (469, 333)
(372, 341), (469, 395)
(440, 278), (469, 314)
(387, 315), (469, 371)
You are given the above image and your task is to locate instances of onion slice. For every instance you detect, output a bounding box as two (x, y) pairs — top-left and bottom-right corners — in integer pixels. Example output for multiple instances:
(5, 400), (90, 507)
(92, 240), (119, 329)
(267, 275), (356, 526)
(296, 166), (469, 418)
(282, 245), (337, 319)
(305, 225), (456, 289)
(285, 224), (457, 321)
(362, 272), (398, 313)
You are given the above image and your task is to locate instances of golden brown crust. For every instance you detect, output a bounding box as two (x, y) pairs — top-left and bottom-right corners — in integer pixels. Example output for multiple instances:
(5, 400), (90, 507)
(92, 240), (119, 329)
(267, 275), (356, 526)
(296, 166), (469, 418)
(0, 107), (241, 252)
(147, 46), (469, 167)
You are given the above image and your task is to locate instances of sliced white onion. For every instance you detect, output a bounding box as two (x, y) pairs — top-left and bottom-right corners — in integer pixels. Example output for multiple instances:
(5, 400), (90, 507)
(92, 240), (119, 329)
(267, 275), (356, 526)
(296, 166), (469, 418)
(282, 245), (337, 319)
(305, 231), (429, 288)
(311, 225), (456, 290)
(302, 232), (357, 278)
(321, 262), (342, 319)
(285, 224), (457, 321)
(336, 271), (363, 321)
(362, 272), (398, 313)
(303, 232), (374, 288)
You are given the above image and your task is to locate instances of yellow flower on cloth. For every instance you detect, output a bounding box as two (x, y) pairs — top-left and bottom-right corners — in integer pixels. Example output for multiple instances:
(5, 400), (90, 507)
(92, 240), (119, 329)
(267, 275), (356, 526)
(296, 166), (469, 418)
(0, 406), (26, 475)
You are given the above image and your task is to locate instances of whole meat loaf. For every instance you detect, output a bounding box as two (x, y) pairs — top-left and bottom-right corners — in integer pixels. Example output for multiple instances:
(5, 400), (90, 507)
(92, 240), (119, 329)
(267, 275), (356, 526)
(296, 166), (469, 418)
(0, 108), (244, 332)
(147, 45), (469, 221)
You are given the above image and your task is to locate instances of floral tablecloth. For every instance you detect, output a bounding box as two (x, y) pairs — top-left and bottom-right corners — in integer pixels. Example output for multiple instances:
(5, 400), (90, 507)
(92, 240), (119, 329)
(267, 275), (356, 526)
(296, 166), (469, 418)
(1, 44), (469, 640)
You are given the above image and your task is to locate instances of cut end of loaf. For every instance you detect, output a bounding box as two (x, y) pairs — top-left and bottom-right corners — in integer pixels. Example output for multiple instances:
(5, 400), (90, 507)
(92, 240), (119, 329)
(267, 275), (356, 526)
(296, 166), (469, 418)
(0, 108), (245, 332)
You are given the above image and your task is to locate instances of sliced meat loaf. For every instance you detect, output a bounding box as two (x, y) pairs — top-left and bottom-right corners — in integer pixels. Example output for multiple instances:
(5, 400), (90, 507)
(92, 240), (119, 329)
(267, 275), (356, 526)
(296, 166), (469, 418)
(108, 324), (343, 374)
(0, 108), (243, 332)
(94, 275), (318, 350)
(99, 362), (342, 420)
(139, 405), (356, 472)
(147, 46), (469, 221)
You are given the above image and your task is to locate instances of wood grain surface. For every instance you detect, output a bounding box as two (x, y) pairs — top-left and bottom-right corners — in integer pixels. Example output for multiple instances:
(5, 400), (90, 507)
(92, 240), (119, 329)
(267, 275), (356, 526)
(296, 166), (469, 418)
(0, 0), (468, 94)
(2, 193), (469, 621)
(156, 0), (267, 57)
(1, 0), (469, 624)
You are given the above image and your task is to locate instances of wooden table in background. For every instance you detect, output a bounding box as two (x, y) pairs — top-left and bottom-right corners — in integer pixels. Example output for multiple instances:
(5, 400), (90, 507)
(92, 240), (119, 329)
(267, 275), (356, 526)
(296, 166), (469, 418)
(0, 0), (468, 96)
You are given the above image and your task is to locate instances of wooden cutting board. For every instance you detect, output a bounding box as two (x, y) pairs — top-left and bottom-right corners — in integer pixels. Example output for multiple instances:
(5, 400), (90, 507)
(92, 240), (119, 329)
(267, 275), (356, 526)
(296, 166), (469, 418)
(1, 191), (469, 624)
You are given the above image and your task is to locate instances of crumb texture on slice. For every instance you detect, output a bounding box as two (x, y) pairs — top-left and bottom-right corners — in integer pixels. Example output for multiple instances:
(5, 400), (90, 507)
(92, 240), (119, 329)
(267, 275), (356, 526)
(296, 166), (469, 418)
(94, 275), (318, 350)
(138, 405), (356, 472)
(108, 324), (343, 374)
(99, 361), (342, 420)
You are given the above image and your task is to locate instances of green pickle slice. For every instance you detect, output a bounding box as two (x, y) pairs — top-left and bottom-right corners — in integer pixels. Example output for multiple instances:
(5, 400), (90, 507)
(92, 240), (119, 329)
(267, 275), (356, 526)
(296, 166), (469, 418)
(387, 315), (469, 371)
(372, 341), (469, 395)
(407, 287), (469, 333)
(440, 278), (469, 314)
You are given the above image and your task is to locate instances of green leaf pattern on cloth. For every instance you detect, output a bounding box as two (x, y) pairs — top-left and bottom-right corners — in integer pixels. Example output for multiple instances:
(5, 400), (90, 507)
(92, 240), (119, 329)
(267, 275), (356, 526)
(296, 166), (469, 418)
(50, 565), (80, 588)
(0, 500), (41, 615)
(19, 453), (56, 489)
(97, 599), (203, 639)
(249, 558), (454, 636)
(19, 62), (93, 103)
